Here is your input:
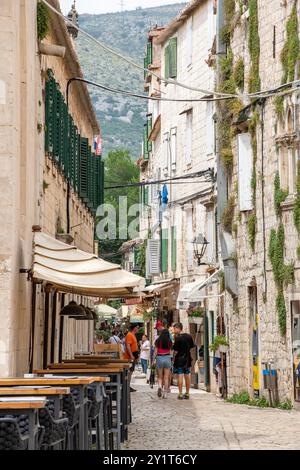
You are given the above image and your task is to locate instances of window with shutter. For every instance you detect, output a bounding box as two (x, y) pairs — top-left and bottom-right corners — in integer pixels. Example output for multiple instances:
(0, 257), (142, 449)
(163, 132), (169, 175)
(80, 137), (89, 200)
(147, 116), (152, 153)
(169, 37), (177, 79)
(165, 45), (170, 80)
(170, 127), (177, 169)
(161, 228), (169, 273)
(206, 101), (214, 155)
(53, 82), (61, 164)
(146, 239), (160, 276)
(147, 41), (153, 66)
(143, 124), (149, 160)
(185, 111), (193, 165)
(45, 77), (55, 155)
(171, 226), (177, 272)
(74, 128), (80, 193)
(238, 133), (253, 211)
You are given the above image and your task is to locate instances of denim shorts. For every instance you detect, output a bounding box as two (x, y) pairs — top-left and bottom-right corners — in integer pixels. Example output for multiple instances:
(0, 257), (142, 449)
(156, 355), (172, 369)
(173, 367), (191, 375)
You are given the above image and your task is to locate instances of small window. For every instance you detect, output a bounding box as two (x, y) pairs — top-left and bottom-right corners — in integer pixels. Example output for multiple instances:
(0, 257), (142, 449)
(165, 37), (177, 80)
(170, 127), (177, 170)
(238, 133), (253, 211)
(185, 111), (193, 165)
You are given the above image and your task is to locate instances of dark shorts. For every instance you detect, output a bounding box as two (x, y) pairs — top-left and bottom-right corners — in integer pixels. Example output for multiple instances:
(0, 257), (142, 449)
(173, 366), (191, 375)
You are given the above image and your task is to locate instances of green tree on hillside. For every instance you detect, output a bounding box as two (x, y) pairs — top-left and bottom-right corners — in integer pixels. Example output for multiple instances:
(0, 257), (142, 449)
(97, 149), (140, 264)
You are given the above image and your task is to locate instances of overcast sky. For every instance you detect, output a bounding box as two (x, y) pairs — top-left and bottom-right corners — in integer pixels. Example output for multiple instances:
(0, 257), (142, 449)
(59, 0), (184, 15)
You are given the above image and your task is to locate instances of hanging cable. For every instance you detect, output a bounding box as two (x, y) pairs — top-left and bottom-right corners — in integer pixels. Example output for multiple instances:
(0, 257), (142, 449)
(42, 0), (238, 99)
(67, 77), (236, 103)
(105, 169), (215, 189)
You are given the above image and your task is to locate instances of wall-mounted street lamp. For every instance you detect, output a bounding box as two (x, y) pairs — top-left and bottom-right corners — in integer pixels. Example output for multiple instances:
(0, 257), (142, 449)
(193, 234), (209, 266)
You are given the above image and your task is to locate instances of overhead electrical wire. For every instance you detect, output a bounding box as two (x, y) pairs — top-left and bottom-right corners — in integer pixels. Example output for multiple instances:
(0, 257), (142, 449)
(105, 169), (214, 190)
(42, 0), (237, 99)
(68, 77), (235, 103)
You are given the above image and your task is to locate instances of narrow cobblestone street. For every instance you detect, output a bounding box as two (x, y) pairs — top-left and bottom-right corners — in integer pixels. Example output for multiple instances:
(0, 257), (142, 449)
(123, 375), (300, 450)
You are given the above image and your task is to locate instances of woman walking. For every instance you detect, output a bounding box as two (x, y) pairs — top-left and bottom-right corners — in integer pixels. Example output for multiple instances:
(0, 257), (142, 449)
(153, 329), (173, 399)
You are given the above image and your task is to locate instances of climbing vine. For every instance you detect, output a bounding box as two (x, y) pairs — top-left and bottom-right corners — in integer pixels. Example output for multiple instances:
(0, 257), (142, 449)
(246, 110), (259, 250)
(268, 175), (294, 336)
(274, 172), (288, 217)
(37, 1), (49, 41)
(233, 57), (245, 90)
(221, 194), (236, 233)
(248, 0), (261, 93)
(275, 0), (300, 116)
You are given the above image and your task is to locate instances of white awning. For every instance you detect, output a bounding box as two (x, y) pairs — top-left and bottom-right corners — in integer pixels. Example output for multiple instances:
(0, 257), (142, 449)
(144, 279), (178, 294)
(32, 233), (145, 298)
(177, 269), (221, 309)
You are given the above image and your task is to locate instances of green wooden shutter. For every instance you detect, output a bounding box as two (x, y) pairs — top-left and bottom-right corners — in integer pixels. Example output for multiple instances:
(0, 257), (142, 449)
(74, 128), (80, 193)
(144, 186), (149, 206)
(53, 81), (61, 163)
(165, 45), (170, 79)
(147, 41), (153, 66)
(161, 228), (169, 273)
(80, 137), (89, 200)
(45, 77), (55, 156)
(169, 37), (177, 79)
(143, 124), (149, 160)
(100, 160), (104, 206)
(147, 116), (152, 152)
(171, 226), (177, 272)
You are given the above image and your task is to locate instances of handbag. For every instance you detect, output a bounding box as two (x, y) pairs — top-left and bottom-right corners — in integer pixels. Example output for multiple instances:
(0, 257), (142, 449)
(194, 360), (200, 375)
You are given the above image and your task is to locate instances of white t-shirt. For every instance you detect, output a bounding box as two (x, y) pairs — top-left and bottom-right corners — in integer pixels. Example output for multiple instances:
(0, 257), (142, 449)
(140, 340), (150, 360)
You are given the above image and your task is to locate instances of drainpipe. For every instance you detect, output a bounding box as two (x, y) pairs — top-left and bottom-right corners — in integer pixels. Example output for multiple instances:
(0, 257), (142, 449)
(216, 0), (228, 224)
(260, 98), (268, 298)
(216, 0), (238, 298)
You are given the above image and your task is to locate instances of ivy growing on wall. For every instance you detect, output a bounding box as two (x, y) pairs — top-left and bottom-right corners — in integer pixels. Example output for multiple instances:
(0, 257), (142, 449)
(37, 1), (49, 41)
(274, 172), (288, 217)
(275, 0), (300, 116)
(221, 194), (236, 233)
(218, 2), (244, 171)
(233, 57), (245, 91)
(246, 110), (259, 250)
(293, 179), (300, 235)
(248, 0), (261, 93)
(268, 175), (294, 336)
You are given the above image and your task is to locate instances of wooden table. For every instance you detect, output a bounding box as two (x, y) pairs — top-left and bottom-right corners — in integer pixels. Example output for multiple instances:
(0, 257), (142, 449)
(0, 387), (70, 420)
(0, 397), (47, 450)
(0, 378), (107, 450)
(34, 368), (129, 449)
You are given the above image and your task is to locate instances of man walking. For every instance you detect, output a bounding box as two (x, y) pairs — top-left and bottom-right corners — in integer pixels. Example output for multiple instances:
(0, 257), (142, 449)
(173, 323), (195, 400)
(124, 324), (140, 392)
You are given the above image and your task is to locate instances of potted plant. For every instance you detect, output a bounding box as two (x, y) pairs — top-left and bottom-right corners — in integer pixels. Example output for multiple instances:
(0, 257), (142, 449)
(187, 307), (205, 324)
(209, 335), (229, 354)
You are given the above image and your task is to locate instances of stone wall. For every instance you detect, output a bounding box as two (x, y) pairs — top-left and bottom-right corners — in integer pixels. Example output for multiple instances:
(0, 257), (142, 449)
(224, 0), (300, 403)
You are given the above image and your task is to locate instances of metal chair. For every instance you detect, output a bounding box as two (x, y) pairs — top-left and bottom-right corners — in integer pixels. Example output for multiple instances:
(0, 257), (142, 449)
(87, 385), (102, 450)
(0, 417), (29, 450)
(62, 392), (81, 450)
(38, 406), (68, 450)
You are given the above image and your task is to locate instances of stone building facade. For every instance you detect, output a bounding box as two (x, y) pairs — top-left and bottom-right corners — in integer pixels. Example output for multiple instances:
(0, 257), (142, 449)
(140, 0), (223, 392)
(217, 0), (300, 404)
(0, 0), (103, 376)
